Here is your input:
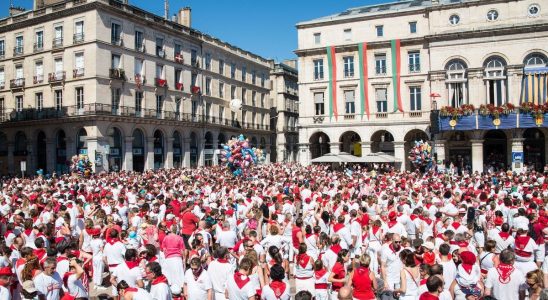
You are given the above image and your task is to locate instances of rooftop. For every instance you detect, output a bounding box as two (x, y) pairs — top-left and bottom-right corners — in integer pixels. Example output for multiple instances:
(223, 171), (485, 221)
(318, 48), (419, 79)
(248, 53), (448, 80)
(297, 0), (477, 27)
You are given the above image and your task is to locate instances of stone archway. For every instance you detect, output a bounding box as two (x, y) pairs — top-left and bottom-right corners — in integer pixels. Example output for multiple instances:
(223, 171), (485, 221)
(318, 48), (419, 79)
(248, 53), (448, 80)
(36, 131), (47, 172)
(484, 130), (507, 171)
(404, 129), (429, 170)
(107, 127), (123, 172)
(371, 130), (394, 155)
(132, 129), (145, 172)
(339, 131), (361, 156)
(173, 131), (182, 168)
(309, 132), (330, 159)
(524, 128), (545, 171)
(56, 130), (68, 174)
(153, 130), (165, 169)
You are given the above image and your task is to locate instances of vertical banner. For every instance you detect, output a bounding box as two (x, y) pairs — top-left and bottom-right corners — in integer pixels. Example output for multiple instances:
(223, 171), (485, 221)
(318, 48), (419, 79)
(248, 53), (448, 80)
(391, 39), (403, 112)
(327, 46), (338, 120)
(358, 42), (370, 119)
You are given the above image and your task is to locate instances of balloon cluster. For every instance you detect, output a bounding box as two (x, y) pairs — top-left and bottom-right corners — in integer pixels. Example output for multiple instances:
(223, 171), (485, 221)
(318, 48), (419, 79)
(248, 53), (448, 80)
(220, 134), (265, 176)
(71, 155), (93, 177)
(408, 140), (433, 170)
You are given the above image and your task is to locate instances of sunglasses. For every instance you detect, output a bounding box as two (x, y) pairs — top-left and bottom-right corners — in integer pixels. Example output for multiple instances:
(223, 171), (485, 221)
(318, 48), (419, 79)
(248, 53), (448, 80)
(393, 241), (402, 244)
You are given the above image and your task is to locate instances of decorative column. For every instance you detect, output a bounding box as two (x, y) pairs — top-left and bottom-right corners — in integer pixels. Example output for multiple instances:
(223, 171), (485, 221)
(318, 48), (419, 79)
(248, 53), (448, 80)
(470, 139), (484, 173)
(46, 139), (56, 174)
(361, 141), (372, 157)
(265, 144), (271, 163)
(123, 137), (134, 171)
(277, 143), (286, 163)
(511, 137), (525, 173)
(86, 137), (100, 173)
(183, 138), (191, 168)
(146, 137), (155, 170)
(298, 143), (310, 166)
(7, 143), (14, 175)
(329, 142), (341, 155)
(434, 139), (447, 163)
(394, 141), (405, 171)
(165, 137), (174, 169)
(198, 139), (205, 166)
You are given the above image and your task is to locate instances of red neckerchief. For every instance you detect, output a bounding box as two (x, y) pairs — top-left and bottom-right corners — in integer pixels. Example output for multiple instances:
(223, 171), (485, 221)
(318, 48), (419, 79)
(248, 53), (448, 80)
(436, 234), (445, 241)
(315, 269), (327, 279)
(498, 232), (510, 240)
(24, 229), (33, 236)
(57, 256), (68, 263)
(269, 280), (286, 298)
(125, 287), (139, 292)
(389, 243), (399, 254)
(458, 241), (469, 248)
(233, 271), (250, 289)
(107, 238), (120, 245)
(148, 256), (158, 262)
(297, 254), (310, 268)
(3, 231), (12, 238)
(410, 214), (418, 221)
(330, 244), (342, 255)
(387, 220), (398, 228)
(217, 258), (229, 263)
(420, 278), (427, 285)
(33, 248), (46, 259)
(419, 292), (440, 300)
(62, 271), (74, 289)
(496, 263), (515, 284)
(333, 223), (344, 232)
(420, 216), (433, 225)
(126, 261), (139, 269)
(372, 225), (381, 235)
(515, 235), (530, 250)
(151, 275), (168, 285)
(452, 222), (460, 230)
(425, 203), (432, 209)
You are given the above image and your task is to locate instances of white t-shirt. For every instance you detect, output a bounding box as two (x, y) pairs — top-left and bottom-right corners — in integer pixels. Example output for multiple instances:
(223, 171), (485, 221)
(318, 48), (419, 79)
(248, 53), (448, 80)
(66, 273), (89, 298)
(150, 281), (172, 300)
(261, 282), (290, 300)
(485, 266), (526, 300)
(103, 241), (127, 266)
(380, 244), (403, 288)
(112, 263), (142, 287)
(0, 286), (10, 300)
(34, 272), (63, 300)
(184, 269), (212, 300)
(207, 260), (235, 294)
(216, 231), (238, 249)
(227, 273), (256, 300)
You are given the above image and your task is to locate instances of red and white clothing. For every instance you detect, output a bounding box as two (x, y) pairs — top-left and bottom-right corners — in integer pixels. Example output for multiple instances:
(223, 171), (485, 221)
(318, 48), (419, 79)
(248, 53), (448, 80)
(261, 281), (290, 300)
(207, 259), (234, 300)
(184, 269), (212, 300)
(513, 235), (538, 275)
(150, 275), (172, 300)
(485, 263), (526, 300)
(314, 269), (329, 300)
(491, 231), (514, 254)
(125, 288), (153, 300)
(103, 239), (126, 268)
(227, 272), (256, 300)
(112, 261), (142, 287)
(294, 253), (314, 294)
(34, 272), (63, 300)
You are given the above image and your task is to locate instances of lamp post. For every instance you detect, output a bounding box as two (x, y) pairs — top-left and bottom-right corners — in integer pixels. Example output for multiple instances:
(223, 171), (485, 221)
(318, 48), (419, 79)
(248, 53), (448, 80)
(430, 92), (441, 166)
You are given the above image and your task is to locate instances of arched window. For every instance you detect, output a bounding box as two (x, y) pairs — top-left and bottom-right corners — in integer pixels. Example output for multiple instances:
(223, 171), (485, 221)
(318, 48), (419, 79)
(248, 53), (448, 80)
(484, 56), (507, 106)
(524, 53), (547, 68)
(522, 53), (548, 104)
(445, 59), (468, 108)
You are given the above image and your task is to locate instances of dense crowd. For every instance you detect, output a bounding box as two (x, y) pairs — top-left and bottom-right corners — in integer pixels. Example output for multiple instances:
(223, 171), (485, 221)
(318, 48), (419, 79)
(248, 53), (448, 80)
(0, 163), (546, 300)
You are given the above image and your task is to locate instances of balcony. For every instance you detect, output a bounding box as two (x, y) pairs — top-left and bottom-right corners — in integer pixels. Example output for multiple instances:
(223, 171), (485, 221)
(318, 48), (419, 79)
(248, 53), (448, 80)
(343, 114), (356, 120)
(155, 78), (167, 88)
(409, 111), (422, 118)
(376, 112), (388, 118)
(109, 68), (126, 80)
(73, 33), (84, 44)
(111, 37), (123, 46)
(73, 68), (85, 78)
(191, 86), (201, 95)
(33, 43), (44, 52)
(48, 71), (66, 84)
(10, 78), (25, 89)
(175, 83), (183, 91)
(33, 75), (44, 84)
(175, 53), (183, 63)
(13, 46), (23, 56)
(52, 38), (63, 49)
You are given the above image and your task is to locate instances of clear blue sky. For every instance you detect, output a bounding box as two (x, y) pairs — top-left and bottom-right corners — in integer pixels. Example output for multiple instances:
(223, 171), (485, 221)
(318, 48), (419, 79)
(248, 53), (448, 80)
(1, 0), (386, 62)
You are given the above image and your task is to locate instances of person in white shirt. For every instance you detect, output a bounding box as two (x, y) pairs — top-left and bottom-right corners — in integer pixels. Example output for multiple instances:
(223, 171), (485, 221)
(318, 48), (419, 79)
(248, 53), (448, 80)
(111, 249), (144, 289)
(261, 264), (290, 300)
(0, 267), (12, 300)
(117, 280), (153, 300)
(381, 234), (403, 293)
(208, 247), (235, 300)
(216, 221), (238, 249)
(34, 258), (63, 300)
(485, 249), (527, 300)
(103, 229), (126, 269)
(145, 262), (172, 300)
(226, 257), (256, 300)
(183, 257), (212, 300)
(64, 258), (88, 299)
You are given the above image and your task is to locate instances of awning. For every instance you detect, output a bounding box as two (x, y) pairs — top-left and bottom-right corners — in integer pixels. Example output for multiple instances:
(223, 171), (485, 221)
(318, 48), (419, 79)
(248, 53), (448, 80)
(311, 152), (361, 163)
(357, 152), (401, 163)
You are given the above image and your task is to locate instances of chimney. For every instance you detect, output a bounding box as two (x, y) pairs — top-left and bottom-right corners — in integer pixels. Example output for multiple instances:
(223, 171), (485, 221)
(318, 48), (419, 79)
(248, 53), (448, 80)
(178, 7), (191, 28)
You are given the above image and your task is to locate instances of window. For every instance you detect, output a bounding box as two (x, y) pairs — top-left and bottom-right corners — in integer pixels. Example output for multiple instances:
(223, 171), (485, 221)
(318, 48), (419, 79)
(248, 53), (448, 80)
(376, 88), (387, 113)
(446, 59), (468, 107)
(231, 63), (236, 79)
(375, 54), (387, 75)
(205, 102), (211, 121)
(35, 61), (44, 83)
(409, 22), (417, 34)
(55, 90), (63, 111)
(111, 54), (121, 69)
(35, 93), (43, 111)
(219, 82), (224, 98)
(156, 95), (163, 118)
(53, 25), (63, 47)
(231, 85), (236, 99)
(408, 51), (420, 72)
(0, 98), (4, 115)
(175, 97), (181, 117)
(135, 30), (144, 51)
(242, 66), (247, 82)
(242, 88), (247, 104)
(15, 65), (23, 79)
(111, 22), (122, 45)
(35, 31), (44, 51)
(76, 87), (84, 109)
(111, 88), (120, 114)
(409, 87), (421, 111)
(261, 93), (265, 108)
(449, 14), (460, 25)
(344, 90), (355, 114)
(174, 43), (182, 56)
(174, 69), (182, 89)
(343, 56), (354, 78)
(261, 74), (266, 87)
(155, 37), (164, 57)
(74, 52), (84, 76)
(219, 59), (224, 75)
(525, 53), (547, 67)
(376, 25), (384, 37)
(191, 100), (198, 118)
(74, 21), (84, 43)
(314, 92), (324, 115)
(135, 91), (143, 116)
(191, 73), (197, 87)
(205, 77), (211, 96)
(313, 59), (324, 80)
(191, 49), (197, 66)
(205, 53), (211, 70)
(242, 110), (247, 125)
(54, 58), (63, 75)
(16, 95), (23, 112)
(219, 106), (224, 121)
(0, 40), (4, 57)
(344, 29), (352, 41)
(487, 10), (499, 21)
(0, 68), (3, 87)
(252, 91), (256, 106)
(252, 71), (256, 85)
(156, 64), (164, 80)
(135, 58), (144, 76)
(485, 57), (507, 106)
(314, 33), (321, 45)
(15, 36), (23, 55)
(529, 4), (540, 17)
